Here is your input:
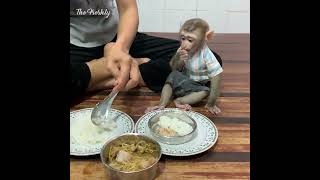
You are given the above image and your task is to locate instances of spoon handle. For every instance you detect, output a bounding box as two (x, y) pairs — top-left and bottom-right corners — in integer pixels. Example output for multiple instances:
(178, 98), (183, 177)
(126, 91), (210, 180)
(91, 90), (119, 125)
(106, 90), (119, 103)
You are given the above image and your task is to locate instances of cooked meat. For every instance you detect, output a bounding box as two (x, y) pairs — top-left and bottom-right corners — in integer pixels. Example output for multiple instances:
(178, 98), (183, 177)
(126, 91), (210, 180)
(115, 150), (132, 163)
(156, 127), (177, 136)
(139, 157), (157, 169)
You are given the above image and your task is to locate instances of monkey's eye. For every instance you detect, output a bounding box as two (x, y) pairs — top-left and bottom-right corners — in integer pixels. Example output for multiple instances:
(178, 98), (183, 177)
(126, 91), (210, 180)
(181, 37), (186, 40)
(188, 39), (193, 43)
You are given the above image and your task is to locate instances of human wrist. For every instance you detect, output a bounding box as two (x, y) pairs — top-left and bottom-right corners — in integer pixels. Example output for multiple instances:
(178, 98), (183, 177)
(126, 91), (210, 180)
(115, 41), (129, 53)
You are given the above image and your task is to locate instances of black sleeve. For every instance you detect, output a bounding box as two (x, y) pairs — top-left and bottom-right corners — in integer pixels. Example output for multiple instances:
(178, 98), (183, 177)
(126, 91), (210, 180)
(70, 63), (91, 103)
(210, 50), (223, 67)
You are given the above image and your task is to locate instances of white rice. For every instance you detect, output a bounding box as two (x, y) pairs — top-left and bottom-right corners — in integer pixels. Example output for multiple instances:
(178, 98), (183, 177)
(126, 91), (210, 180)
(157, 115), (193, 136)
(70, 112), (116, 145)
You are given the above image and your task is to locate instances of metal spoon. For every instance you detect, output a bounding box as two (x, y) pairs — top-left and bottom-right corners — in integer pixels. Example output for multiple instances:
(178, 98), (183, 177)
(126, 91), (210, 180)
(91, 90), (119, 129)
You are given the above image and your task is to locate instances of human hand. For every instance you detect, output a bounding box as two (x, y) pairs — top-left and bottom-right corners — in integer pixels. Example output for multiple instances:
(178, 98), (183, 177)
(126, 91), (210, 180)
(205, 104), (221, 116)
(104, 42), (132, 91)
(123, 60), (140, 91)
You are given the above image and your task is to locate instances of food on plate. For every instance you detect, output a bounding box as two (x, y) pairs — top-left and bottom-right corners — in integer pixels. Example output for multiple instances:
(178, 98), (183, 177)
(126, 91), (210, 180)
(155, 115), (193, 136)
(70, 112), (116, 144)
(107, 139), (159, 172)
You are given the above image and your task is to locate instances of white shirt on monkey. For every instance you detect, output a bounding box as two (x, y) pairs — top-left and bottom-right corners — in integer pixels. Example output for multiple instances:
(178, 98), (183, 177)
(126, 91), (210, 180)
(183, 44), (223, 82)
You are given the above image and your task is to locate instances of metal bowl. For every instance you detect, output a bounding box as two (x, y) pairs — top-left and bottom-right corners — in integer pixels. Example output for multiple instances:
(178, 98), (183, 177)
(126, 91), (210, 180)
(100, 133), (162, 180)
(148, 109), (197, 145)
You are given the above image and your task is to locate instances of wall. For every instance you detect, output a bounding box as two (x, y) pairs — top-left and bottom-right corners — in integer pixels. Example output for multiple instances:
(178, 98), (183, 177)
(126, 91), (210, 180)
(137, 0), (250, 33)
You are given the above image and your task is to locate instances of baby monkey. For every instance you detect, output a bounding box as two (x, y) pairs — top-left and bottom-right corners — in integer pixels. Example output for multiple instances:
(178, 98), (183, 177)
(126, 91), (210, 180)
(146, 18), (223, 115)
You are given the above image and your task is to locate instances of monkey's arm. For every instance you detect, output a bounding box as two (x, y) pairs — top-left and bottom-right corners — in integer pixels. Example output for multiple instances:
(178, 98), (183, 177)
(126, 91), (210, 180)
(145, 83), (173, 113)
(206, 74), (221, 107)
(169, 53), (185, 71)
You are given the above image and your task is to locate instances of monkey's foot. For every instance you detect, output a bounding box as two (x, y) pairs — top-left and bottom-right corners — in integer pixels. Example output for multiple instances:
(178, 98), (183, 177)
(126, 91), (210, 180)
(145, 105), (165, 113)
(205, 105), (221, 116)
(174, 100), (192, 111)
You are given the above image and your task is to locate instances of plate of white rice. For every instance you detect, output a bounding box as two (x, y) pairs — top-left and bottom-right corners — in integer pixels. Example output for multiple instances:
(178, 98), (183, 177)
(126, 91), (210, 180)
(70, 108), (134, 156)
(135, 108), (218, 156)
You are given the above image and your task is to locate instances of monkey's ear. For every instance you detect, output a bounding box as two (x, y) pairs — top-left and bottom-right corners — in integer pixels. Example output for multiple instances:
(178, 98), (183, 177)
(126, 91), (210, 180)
(206, 31), (214, 41)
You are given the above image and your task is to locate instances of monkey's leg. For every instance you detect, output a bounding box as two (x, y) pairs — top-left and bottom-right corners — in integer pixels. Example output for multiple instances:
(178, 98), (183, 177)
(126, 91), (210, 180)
(145, 84), (173, 113)
(174, 91), (209, 111)
(159, 83), (173, 106)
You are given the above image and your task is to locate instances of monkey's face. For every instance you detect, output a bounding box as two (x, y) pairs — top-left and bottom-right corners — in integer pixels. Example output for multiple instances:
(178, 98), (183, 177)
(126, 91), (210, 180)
(180, 30), (204, 56)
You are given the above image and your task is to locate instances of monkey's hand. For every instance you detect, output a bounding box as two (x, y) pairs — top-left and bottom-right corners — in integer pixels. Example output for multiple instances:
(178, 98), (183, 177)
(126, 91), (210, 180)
(205, 104), (221, 116)
(145, 105), (165, 113)
(177, 48), (189, 63)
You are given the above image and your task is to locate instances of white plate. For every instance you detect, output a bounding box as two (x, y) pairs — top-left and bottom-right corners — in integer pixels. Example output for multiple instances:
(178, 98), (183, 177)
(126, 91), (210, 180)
(70, 108), (134, 156)
(135, 108), (218, 156)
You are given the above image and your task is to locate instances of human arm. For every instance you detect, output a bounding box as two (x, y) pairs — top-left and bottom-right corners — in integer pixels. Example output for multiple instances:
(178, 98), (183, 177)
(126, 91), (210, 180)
(114, 0), (139, 53)
(104, 0), (139, 90)
(124, 60), (140, 91)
